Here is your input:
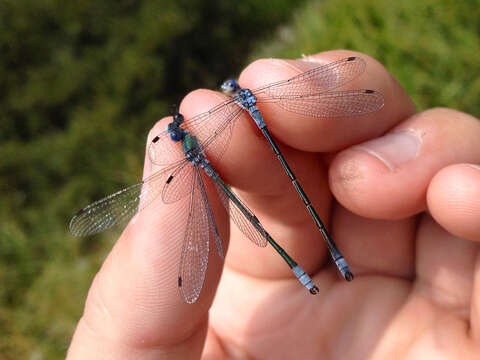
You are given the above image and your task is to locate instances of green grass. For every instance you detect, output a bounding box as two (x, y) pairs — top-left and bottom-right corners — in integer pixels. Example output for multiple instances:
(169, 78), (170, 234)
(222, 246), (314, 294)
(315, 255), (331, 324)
(1, 0), (479, 358)
(252, 0), (480, 117)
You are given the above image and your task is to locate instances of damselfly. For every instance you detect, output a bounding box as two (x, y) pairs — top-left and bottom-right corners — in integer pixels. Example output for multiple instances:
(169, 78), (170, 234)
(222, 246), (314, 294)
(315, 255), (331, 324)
(70, 112), (319, 303)
(149, 56), (385, 281)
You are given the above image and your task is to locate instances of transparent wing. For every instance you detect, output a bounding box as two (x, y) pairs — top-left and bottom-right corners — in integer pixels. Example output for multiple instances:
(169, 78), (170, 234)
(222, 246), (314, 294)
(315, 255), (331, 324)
(274, 89), (385, 118)
(148, 129), (186, 167)
(201, 114), (238, 166)
(185, 101), (244, 165)
(69, 162), (186, 237)
(213, 181), (267, 247)
(253, 56), (366, 102)
(197, 169), (224, 259)
(178, 167), (211, 304)
(162, 161), (195, 204)
(148, 100), (244, 167)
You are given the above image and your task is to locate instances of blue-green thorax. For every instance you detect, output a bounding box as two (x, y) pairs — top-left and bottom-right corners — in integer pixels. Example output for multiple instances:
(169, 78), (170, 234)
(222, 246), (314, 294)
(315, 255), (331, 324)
(182, 132), (199, 154)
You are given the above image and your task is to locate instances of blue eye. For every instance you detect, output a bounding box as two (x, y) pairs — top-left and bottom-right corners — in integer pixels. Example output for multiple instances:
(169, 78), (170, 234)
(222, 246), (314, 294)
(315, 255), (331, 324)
(170, 130), (183, 142)
(221, 79), (238, 93)
(167, 123), (174, 132)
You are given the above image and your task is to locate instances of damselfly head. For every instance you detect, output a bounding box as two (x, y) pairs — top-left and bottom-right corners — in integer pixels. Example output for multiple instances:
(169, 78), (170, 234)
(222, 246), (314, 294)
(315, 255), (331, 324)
(169, 128), (184, 142)
(221, 79), (239, 95)
(166, 122), (184, 142)
(173, 112), (184, 125)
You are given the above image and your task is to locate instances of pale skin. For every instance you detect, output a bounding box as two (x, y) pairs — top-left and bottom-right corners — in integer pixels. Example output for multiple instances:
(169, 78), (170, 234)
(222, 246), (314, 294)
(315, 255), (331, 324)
(67, 50), (480, 359)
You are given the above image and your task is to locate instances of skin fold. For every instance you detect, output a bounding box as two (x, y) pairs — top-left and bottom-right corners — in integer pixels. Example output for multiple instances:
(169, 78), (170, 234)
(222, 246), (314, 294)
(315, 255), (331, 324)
(67, 50), (480, 359)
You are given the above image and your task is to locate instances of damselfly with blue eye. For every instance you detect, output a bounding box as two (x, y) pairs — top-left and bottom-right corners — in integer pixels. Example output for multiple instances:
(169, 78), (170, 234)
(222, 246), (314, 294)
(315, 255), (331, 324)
(148, 56), (385, 281)
(69, 112), (319, 304)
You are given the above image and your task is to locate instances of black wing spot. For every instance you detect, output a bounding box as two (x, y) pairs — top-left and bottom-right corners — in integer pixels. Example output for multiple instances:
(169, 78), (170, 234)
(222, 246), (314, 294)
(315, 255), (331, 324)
(347, 56), (356, 61)
(152, 136), (160, 143)
(365, 89), (375, 93)
(178, 276), (182, 287)
(75, 208), (86, 216)
(166, 175), (174, 184)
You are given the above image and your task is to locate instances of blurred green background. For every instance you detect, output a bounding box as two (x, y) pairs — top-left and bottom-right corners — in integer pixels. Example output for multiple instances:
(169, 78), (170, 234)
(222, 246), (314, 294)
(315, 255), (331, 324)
(1, 0), (478, 358)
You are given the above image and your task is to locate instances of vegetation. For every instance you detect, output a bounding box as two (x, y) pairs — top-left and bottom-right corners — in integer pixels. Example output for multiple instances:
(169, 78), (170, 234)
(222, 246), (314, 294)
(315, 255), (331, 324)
(1, 0), (478, 358)
(252, 0), (480, 116)
(0, 1), (305, 358)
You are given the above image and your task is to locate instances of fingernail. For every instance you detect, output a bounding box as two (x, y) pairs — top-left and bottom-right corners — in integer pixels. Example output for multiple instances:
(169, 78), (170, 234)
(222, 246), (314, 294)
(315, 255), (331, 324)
(354, 129), (423, 171)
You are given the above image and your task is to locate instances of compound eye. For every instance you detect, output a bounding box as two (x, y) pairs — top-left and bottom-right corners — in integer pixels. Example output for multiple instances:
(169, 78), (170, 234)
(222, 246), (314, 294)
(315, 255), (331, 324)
(173, 113), (184, 124)
(221, 79), (240, 95)
(170, 129), (183, 142)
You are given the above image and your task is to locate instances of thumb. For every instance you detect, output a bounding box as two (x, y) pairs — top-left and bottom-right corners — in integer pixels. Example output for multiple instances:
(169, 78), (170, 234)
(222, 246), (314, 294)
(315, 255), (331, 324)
(67, 116), (228, 359)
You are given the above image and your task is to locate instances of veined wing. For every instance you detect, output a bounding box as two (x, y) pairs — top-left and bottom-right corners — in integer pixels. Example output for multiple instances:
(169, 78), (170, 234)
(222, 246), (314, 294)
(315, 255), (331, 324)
(162, 161), (195, 204)
(197, 168), (224, 259)
(200, 112), (238, 166)
(148, 128), (186, 167)
(274, 89), (384, 118)
(213, 181), (267, 247)
(69, 162), (186, 237)
(185, 99), (245, 166)
(178, 167), (212, 304)
(253, 56), (366, 102)
(148, 99), (244, 166)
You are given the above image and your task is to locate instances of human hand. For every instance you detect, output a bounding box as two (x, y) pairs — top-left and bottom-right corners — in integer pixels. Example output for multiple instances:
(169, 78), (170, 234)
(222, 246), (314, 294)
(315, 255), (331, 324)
(67, 50), (480, 359)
